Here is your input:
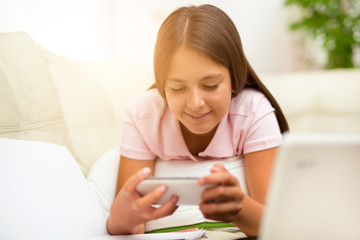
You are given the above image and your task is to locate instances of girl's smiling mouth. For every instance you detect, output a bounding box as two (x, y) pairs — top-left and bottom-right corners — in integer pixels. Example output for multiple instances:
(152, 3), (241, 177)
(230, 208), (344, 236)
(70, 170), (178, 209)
(185, 111), (211, 121)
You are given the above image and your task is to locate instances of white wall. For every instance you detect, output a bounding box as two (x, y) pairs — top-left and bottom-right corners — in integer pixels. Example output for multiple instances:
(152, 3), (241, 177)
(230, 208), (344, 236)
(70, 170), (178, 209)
(0, 0), (306, 74)
(0, 0), (114, 61)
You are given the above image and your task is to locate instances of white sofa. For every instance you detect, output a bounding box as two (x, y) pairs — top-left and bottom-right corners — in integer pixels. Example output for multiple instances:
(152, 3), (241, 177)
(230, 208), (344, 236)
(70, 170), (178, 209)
(1, 32), (360, 239)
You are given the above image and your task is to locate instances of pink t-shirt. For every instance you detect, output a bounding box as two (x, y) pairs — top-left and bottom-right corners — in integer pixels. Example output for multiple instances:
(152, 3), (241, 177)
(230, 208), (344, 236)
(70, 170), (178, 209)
(120, 88), (282, 161)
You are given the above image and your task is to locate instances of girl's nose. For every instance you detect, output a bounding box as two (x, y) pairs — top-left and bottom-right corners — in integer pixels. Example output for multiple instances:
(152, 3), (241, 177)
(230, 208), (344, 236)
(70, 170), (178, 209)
(187, 88), (205, 109)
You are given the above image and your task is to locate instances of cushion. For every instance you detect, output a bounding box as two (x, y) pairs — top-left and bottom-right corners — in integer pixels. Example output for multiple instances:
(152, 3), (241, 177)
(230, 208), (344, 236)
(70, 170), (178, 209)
(0, 138), (107, 240)
(0, 32), (77, 161)
(44, 50), (153, 175)
(44, 51), (121, 174)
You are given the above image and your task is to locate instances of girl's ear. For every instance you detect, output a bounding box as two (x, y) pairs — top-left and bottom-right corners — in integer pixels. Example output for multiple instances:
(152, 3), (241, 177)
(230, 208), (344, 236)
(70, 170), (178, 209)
(231, 89), (236, 98)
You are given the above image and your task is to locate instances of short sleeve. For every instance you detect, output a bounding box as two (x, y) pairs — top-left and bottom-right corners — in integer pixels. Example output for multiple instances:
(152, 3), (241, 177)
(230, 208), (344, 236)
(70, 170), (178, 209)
(119, 105), (156, 160)
(242, 97), (282, 154)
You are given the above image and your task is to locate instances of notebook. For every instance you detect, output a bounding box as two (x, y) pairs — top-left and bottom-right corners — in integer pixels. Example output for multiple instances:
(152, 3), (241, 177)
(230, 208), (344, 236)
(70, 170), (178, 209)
(259, 133), (360, 240)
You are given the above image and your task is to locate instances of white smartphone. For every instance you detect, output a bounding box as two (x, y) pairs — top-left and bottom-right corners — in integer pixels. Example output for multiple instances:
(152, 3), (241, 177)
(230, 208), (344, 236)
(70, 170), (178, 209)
(136, 177), (212, 205)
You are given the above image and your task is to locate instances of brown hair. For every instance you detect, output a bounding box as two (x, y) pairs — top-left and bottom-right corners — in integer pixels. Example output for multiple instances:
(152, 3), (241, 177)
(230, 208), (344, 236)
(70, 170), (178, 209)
(153, 4), (289, 133)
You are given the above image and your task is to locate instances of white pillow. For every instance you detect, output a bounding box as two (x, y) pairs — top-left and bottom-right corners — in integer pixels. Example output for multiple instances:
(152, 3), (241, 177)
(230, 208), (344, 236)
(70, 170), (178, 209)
(0, 138), (107, 240)
(146, 157), (247, 232)
(87, 146), (120, 218)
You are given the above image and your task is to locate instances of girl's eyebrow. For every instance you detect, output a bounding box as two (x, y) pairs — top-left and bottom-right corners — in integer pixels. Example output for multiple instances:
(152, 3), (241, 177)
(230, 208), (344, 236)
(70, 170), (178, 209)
(167, 73), (223, 82)
(167, 78), (185, 82)
(201, 73), (223, 81)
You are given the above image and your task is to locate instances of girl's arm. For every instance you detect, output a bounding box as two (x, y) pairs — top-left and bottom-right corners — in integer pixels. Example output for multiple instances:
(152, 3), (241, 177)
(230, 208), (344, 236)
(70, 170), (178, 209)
(231, 147), (276, 235)
(107, 156), (179, 235)
(115, 156), (155, 195)
(244, 147), (276, 204)
(198, 147), (277, 237)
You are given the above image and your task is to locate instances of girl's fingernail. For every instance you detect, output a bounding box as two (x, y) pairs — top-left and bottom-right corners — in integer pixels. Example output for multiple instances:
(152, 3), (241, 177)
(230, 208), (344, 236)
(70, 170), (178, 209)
(141, 167), (151, 176)
(212, 166), (220, 172)
(198, 178), (205, 185)
(172, 195), (179, 203)
(158, 185), (167, 193)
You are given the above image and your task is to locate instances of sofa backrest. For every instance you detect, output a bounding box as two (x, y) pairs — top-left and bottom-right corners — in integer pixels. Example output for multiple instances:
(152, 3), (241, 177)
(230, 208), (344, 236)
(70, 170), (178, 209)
(261, 70), (360, 134)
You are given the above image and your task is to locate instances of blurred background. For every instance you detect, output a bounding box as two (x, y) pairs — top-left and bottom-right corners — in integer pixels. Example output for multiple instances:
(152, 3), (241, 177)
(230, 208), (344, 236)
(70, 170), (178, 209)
(0, 0), (359, 75)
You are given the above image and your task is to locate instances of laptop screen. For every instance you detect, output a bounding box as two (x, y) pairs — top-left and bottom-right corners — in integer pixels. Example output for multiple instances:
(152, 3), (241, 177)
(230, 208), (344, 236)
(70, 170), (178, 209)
(259, 133), (360, 240)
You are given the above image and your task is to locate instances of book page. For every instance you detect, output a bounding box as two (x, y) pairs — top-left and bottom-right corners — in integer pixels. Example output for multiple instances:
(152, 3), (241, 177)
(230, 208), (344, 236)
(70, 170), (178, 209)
(87, 229), (206, 240)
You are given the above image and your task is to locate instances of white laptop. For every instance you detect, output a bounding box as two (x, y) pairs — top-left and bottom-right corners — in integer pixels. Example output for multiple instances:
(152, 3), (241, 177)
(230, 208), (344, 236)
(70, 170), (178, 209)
(259, 133), (360, 240)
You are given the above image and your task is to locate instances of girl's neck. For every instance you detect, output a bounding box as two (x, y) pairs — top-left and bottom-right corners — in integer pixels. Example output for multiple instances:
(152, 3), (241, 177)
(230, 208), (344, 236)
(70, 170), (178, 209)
(180, 123), (218, 156)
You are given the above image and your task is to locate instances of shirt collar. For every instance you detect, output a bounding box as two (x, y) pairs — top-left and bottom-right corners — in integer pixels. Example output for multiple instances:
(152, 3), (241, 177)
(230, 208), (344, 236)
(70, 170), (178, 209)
(199, 110), (235, 158)
(162, 108), (234, 160)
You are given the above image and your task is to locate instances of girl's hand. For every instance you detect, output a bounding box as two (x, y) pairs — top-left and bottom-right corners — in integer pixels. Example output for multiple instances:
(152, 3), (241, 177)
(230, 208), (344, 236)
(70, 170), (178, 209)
(107, 167), (179, 235)
(198, 163), (244, 222)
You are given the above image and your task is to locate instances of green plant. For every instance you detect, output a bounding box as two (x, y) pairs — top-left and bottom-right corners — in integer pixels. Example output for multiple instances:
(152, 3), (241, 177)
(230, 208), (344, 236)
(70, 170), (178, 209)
(285, 0), (360, 68)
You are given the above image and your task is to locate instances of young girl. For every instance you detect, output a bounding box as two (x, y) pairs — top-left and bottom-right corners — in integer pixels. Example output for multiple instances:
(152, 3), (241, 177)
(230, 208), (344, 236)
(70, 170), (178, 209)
(107, 4), (289, 237)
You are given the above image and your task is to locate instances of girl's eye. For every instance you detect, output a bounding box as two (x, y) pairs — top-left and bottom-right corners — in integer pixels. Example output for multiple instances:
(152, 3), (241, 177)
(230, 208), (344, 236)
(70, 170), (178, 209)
(204, 84), (219, 90)
(170, 87), (185, 92)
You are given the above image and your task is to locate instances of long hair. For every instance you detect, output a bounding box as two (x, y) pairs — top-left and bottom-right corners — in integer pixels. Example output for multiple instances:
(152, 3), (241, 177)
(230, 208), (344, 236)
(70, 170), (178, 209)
(153, 4), (289, 133)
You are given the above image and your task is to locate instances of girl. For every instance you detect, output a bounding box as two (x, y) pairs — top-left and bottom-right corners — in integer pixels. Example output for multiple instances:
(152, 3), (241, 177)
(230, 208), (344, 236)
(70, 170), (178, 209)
(107, 4), (289, 237)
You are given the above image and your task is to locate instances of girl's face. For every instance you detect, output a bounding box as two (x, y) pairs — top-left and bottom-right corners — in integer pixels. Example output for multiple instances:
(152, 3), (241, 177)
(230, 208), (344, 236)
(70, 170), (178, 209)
(165, 45), (232, 136)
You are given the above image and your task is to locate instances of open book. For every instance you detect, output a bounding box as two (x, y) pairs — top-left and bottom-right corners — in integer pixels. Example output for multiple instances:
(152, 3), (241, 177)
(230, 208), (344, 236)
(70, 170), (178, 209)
(0, 138), (205, 240)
